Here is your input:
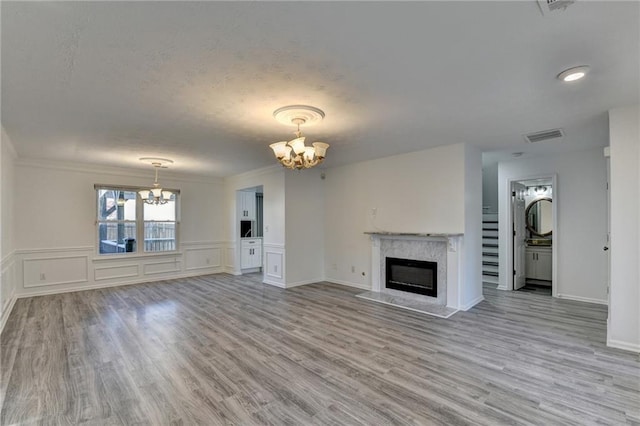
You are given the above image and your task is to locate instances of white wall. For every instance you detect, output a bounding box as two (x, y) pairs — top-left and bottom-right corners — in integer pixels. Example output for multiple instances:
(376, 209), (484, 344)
(482, 161), (499, 214)
(1, 127), (18, 331)
(498, 148), (608, 303)
(324, 143), (470, 290)
(11, 159), (226, 297)
(608, 105), (640, 352)
(285, 168), (325, 286)
(224, 166), (287, 285)
(462, 144), (483, 309)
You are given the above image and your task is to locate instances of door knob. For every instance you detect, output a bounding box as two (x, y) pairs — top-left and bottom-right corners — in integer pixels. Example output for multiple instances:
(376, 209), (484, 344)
(603, 246), (609, 251)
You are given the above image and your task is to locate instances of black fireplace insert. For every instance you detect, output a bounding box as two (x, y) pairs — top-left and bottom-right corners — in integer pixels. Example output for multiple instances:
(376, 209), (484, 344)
(385, 257), (437, 297)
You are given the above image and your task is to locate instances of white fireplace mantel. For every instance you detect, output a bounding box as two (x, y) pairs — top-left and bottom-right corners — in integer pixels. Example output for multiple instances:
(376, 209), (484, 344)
(366, 232), (464, 310)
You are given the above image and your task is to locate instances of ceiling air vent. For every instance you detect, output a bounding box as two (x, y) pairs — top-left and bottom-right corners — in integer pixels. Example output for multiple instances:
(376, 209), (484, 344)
(523, 128), (564, 143)
(537, 0), (575, 15)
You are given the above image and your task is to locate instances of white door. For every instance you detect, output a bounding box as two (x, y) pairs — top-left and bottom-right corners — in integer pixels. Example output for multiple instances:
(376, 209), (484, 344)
(512, 182), (527, 290)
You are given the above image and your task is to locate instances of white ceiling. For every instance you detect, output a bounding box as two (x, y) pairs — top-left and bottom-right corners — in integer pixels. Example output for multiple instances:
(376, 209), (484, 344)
(2, 1), (638, 177)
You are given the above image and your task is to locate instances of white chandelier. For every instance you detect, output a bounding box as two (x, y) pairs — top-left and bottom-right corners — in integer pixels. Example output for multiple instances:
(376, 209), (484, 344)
(269, 105), (329, 170)
(138, 157), (174, 205)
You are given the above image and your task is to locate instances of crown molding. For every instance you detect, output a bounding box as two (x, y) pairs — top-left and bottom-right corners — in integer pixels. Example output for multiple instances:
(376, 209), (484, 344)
(14, 157), (223, 184)
(224, 164), (282, 183)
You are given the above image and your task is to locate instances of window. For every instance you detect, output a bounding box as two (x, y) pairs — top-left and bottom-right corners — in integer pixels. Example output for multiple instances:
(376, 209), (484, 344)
(96, 186), (179, 255)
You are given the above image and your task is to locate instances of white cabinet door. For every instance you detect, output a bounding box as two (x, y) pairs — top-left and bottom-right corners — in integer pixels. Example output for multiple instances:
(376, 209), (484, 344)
(239, 192), (256, 221)
(240, 247), (252, 269)
(525, 249), (536, 279)
(536, 250), (552, 281)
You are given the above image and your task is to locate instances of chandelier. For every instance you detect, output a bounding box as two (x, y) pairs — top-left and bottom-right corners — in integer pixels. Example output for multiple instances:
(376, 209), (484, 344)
(138, 157), (174, 205)
(269, 105), (330, 170)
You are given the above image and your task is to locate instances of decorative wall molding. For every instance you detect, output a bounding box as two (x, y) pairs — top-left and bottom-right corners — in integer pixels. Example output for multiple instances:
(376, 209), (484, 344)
(12, 242), (226, 297)
(23, 255), (89, 288)
(263, 243), (285, 287)
(15, 157), (222, 185)
(94, 264), (139, 281)
(15, 246), (94, 255)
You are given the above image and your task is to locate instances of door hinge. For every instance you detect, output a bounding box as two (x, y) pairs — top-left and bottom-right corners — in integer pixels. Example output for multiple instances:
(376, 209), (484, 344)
(512, 191), (516, 197)
(513, 269), (516, 276)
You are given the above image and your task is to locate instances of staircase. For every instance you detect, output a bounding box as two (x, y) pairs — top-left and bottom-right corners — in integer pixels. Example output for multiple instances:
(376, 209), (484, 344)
(482, 214), (499, 285)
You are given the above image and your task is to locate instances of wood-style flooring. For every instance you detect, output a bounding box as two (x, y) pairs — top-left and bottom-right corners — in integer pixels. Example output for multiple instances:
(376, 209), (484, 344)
(2, 274), (639, 425)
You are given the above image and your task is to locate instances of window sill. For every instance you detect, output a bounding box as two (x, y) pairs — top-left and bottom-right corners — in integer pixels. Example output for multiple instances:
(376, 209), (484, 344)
(92, 251), (183, 262)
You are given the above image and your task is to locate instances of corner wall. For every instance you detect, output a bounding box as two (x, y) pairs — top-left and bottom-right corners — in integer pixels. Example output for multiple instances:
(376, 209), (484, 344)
(498, 148), (608, 303)
(11, 159), (226, 298)
(224, 166), (287, 286)
(608, 105), (640, 352)
(1, 128), (18, 331)
(323, 143), (472, 292)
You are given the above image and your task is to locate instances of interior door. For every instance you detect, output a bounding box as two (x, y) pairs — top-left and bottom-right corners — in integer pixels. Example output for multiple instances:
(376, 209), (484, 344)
(512, 182), (527, 290)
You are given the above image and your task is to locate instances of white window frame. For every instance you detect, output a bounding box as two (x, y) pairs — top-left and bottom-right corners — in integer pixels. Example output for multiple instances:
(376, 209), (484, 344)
(95, 184), (181, 256)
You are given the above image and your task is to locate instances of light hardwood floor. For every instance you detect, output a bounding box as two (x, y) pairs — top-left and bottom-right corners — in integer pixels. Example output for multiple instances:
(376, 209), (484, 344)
(1, 274), (639, 425)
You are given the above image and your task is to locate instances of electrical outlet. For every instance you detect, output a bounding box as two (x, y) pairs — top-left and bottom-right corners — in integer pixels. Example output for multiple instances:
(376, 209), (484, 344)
(206, 258), (210, 265)
(40, 273), (46, 280)
(274, 265), (278, 273)
(332, 263), (337, 271)
(371, 207), (377, 217)
(351, 266), (355, 273)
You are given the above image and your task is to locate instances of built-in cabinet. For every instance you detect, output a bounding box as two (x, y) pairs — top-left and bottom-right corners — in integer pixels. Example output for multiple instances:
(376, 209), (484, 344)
(525, 246), (552, 281)
(241, 238), (262, 269)
(239, 192), (256, 221)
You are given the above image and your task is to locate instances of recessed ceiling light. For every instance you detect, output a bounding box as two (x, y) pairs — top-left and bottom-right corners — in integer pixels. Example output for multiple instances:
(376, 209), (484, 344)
(557, 65), (590, 82)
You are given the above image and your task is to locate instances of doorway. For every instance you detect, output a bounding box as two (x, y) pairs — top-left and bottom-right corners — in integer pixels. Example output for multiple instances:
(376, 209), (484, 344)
(507, 175), (557, 296)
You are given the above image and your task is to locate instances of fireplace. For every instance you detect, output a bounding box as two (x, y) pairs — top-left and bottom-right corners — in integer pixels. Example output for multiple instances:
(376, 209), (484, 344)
(385, 257), (437, 297)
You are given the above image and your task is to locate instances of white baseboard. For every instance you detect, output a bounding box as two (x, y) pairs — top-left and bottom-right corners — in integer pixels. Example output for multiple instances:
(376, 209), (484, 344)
(460, 295), (485, 311)
(496, 285), (509, 291)
(325, 279), (371, 290)
(607, 338), (640, 353)
(17, 268), (225, 298)
(556, 293), (608, 305)
(284, 278), (324, 288)
(262, 279), (285, 288)
(0, 296), (17, 334)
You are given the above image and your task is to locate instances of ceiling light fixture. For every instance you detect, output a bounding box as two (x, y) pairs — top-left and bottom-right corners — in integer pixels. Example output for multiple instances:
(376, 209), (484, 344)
(557, 65), (590, 82)
(138, 157), (174, 205)
(269, 105), (329, 170)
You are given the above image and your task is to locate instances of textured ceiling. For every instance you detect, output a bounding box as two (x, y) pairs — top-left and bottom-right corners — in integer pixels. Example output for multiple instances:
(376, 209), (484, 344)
(2, 1), (639, 176)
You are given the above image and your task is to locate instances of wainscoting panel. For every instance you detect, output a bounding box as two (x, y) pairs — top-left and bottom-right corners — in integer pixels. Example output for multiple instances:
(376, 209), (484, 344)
(263, 243), (285, 287)
(23, 255), (89, 288)
(143, 259), (182, 275)
(185, 247), (221, 271)
(94, 264), (139, 281)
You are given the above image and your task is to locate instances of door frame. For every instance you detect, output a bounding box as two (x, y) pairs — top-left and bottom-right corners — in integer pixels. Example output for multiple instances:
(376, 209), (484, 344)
(504, 173), (558, 296)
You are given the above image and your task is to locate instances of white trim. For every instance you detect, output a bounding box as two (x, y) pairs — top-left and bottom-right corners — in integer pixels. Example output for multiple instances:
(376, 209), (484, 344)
(94, 264), (140, 281)
(16, 270), (226, 298)
(225, 164), (281, 181)
(142, 260), (182, 275)
(15, 246), (93, 255)
(22, 255), (89, 288)
(355, 294), (458, 319)
(0, 296), (17, 334)
(325, 278), (371, 290)
(556, 293), (608, 305)
(262, 279), (286, 288)
(502, 173), (558, 296)
(606, 338), (640, 353)
(15, 157), (222, 184)
(460, 295), (484, 311)
(496, 285), (509, 291)
(285, 278), (324, 288)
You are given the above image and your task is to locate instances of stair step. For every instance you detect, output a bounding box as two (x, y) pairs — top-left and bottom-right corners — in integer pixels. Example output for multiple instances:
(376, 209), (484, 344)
(483, 261), (499, 267)
(483, 252), (499, 258)
(483, 275), (499, 285)
(483, 271), (499, 277)
(483, 243), (499, 248)
(483, 236), (498, 240)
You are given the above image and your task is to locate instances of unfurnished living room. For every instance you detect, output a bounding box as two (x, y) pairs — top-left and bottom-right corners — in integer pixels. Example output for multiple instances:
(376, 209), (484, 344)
(1, 1), (639, 425)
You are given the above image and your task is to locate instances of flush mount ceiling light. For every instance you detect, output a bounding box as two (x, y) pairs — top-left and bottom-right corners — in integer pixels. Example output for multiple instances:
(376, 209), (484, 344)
(269, 105), (330, 170)
(557, 65), (590, 82)
(138, 157), (174, 205)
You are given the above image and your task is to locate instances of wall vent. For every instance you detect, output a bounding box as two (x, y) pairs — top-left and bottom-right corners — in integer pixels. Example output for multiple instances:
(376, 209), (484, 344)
(523, 128), (564, 143)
